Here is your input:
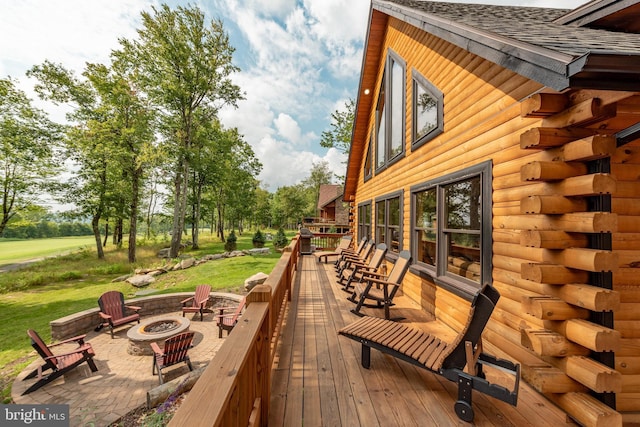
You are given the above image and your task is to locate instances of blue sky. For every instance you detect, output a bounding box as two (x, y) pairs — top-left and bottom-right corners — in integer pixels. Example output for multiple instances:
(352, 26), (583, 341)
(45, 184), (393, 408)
(1, 0), (587, 194)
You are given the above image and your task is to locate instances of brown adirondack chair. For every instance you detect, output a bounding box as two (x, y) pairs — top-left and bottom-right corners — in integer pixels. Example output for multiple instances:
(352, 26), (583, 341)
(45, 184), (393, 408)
(151, 331), (195, 385)
(22, 329), (98, 395)
(348, 250), (412, 320)
(215, 297), (246, 338)
(338, 243), (387, 293)
(315, 235), (353, 263)
(98, 291), (141, 338)
(181, 284), (212, 321)
(333, 237), (367, 270)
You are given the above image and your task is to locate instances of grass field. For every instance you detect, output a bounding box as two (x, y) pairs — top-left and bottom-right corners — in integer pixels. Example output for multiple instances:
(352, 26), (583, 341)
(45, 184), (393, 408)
(0, 231), (289, 403)
(0, 236), (97, 265)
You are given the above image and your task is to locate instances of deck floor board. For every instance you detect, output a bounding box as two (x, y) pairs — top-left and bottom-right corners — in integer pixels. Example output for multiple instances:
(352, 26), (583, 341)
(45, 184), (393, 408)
(269, 255), (578, 426)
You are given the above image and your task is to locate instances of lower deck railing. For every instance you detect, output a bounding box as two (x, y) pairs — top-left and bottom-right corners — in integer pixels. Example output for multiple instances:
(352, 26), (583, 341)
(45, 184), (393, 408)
(169, 236), (300, 427)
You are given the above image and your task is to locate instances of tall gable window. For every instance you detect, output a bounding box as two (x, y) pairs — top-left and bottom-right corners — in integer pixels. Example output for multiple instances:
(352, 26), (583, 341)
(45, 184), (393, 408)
(358, 201), (372, 241)
(375, 191), (403, 253)
(412, 70), (443, 150)
(410, 162), (492, 299)
(375, 50), (406, 173)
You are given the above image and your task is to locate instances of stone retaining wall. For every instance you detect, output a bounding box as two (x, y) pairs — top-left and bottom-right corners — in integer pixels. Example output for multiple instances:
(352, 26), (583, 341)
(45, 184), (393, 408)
(50, 292), (243, 340)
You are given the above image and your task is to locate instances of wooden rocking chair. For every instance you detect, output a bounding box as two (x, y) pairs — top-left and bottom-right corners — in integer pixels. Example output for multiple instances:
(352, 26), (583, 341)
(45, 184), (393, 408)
(215, 297), (246, 338)
(338, 243), (387, 293)
(151, 331), (195, 385)
(22, 329), (98, 395)
(348, 250), (412, 320)
(336, 240), (374, 277)
(315, 235), (353, 263)
(339, 284), (520, 422)
(181, 284), (212, 321)
(98, 291), (141, 338)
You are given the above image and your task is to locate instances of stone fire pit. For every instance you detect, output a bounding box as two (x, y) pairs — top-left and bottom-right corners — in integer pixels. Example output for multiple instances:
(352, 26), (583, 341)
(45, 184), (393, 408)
(127, 316), (190, 356)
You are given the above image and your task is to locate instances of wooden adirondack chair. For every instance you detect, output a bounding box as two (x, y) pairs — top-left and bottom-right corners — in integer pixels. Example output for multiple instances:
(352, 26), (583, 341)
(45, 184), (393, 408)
(181, 284), (212, 321)
(151, 331), (195, 385)
(348, 250), (412, 320)
(338, 243), (387, 293)
(215, 297), (246, 338)
(315, 235), (353, 263)
(98, 291), (141, 338)
(22, 329), (98, 395)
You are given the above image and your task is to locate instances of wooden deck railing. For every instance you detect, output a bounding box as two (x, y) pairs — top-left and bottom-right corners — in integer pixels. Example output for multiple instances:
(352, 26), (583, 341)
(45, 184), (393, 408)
(169, 236), (300, 427)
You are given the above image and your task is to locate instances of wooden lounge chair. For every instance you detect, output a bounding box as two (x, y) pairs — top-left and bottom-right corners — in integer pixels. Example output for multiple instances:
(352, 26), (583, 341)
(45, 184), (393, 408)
(151, 331), (195, 385)
(336, 240), (374, 277)
(215, 297), (246, 338)
(22, 329), (98, 395)
(98, 291), (141, 338)
(315, 235), (353, 263)
(181, 284), (212, 321)
(348, 250), (412, 320)
(339, 284), (520, 422)
(338, 243), (387, 293)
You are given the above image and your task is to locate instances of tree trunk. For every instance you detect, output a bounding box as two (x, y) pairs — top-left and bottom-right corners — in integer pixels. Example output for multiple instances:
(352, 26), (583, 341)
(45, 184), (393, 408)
(103, 220), (109, 247)
(170, 158), (189, 258)
(92, 214), (104, 260)
(217, 200), (225, 242)
(115, 217), (124, 249)
(191, 179), (203, 249)
(128, 169), (141, 263)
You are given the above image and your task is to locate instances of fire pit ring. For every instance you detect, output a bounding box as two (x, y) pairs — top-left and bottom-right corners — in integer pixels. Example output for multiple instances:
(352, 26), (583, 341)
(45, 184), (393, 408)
(127, 316), (190, 356)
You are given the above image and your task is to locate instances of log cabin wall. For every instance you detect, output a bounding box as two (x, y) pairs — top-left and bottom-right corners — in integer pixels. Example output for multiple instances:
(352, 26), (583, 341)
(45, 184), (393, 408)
(351, 14), (640, 421)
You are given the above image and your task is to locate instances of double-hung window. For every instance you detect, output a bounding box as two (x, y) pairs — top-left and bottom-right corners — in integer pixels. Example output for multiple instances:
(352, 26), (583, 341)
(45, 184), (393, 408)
(358, 201), (372, 241)
(411, 162), (492, 299)
(375, 50), (406, 173)
(375, 191), (403, 253)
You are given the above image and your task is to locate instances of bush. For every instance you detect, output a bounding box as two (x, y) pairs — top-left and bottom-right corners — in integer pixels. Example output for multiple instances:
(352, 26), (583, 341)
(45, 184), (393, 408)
(252, 229), (266, 248)
(273, 227), (288, 249)
(224, 230), (237, 252)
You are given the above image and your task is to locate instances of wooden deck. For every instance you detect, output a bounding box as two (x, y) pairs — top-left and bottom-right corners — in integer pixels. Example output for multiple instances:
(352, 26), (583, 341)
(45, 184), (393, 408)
(270, 255), (577, 426)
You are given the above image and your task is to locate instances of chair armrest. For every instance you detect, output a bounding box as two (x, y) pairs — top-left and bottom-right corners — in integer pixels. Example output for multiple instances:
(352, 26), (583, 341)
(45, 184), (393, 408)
(214, 313), (238, 320)
(126, 305), (141, 312)
(361, 270), (387, 279)
(181, 296), (195, 304)
(44, 344), (94, 360)
(48, 334), (87, 348)
(150, 342), (163, 355)
(99, 312), (112, 321)
(197, 298), (210, 307)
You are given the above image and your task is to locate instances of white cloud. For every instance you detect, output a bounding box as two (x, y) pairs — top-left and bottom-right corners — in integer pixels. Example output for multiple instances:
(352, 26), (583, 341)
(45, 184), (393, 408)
(274, 113), (301, 143)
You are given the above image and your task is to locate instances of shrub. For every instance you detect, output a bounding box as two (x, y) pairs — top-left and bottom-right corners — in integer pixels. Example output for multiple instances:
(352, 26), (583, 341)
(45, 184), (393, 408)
(273, 227), (288, 249)
(252, 229), (266, 248)
(224, 230), (237, 252)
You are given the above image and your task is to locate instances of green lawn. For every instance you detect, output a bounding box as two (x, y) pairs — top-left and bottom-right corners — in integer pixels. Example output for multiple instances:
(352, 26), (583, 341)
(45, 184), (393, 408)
(0, 236), (96, 265)
(0, 231), (290, 403)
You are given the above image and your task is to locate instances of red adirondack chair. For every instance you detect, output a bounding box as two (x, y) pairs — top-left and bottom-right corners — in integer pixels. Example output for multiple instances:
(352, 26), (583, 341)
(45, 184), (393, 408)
(98, 291), (141, 338)
(215, 297), (246, 338)
(181, 284), (212, 321)
(151, 331), (195, 384)
(22, 329), (98, 395)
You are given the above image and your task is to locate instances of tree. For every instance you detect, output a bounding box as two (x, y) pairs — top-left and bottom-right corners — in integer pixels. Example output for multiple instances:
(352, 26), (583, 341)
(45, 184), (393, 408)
(320, 98), (355, 155)
(0, 78), (61, 236)
(301, 161), (334, 217)
(118, 4), (242, 258)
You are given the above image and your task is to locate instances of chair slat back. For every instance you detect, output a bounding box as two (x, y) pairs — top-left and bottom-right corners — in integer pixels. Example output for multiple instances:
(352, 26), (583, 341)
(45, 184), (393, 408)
(367, 244), (387, 269)
(387, 250), (412, 284)
(98, 291), (126, 320)
(162, 332), (194, 366)
(27, 329), (56, 366)
(441, 284), (500, 369)
(192, 285), (211, 308)
(337, 236), (352, 250)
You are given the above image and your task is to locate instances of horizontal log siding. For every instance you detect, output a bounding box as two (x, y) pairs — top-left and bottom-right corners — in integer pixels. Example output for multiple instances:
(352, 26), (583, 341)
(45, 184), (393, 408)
(353, 15), (546, 371)
(351, 15), (640, 417)
(612, 140), (640, 411)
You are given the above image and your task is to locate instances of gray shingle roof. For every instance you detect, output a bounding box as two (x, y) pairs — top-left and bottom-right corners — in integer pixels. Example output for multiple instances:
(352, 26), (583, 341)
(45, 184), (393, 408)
(375, 0), (640, 90)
